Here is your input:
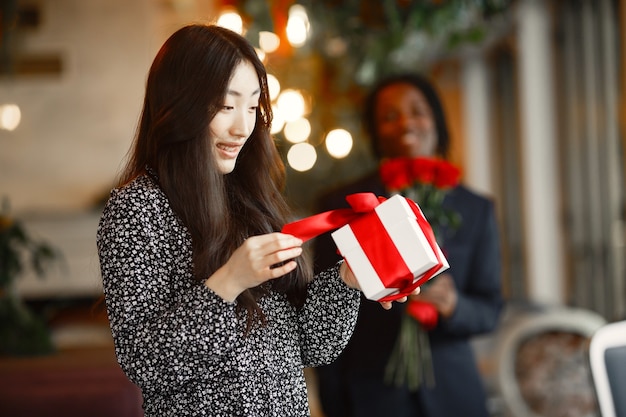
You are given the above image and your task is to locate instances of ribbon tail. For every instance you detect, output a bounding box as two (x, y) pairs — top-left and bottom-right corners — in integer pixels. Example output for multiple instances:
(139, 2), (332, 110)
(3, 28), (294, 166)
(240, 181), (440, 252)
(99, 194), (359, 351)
(282, 192), (385, 242)
(281, 208), (363, 242)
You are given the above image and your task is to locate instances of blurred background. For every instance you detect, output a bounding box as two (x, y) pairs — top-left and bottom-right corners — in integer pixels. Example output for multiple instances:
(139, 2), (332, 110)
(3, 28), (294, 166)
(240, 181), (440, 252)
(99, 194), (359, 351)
(0, 0), (624, 416)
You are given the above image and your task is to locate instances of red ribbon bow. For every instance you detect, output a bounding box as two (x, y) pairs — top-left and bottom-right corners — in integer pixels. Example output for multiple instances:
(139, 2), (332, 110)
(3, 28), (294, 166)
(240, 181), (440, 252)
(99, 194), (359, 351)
(281, 193), (444, 302)
(281, 193), (385, 242)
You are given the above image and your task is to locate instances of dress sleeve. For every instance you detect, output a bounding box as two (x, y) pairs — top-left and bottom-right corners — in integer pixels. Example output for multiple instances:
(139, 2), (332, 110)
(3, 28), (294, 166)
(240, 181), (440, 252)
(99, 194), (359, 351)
(97, 188), (239, 394)
(297, 262), (361, 367)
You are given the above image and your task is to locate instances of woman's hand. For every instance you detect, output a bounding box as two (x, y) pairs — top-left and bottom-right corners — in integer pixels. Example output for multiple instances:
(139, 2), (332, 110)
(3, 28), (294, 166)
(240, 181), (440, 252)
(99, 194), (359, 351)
(339, 261), (420, 310)
(205, 233), (303, 302)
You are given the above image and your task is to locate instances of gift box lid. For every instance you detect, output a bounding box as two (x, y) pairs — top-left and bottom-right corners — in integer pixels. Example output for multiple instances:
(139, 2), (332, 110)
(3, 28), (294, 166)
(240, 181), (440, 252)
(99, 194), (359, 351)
(331, 194), (445, 300)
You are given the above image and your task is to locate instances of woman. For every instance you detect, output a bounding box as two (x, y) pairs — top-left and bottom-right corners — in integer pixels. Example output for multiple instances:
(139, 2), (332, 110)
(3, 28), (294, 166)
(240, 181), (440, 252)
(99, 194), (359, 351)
(97, 24), (405, 416)
(314, 73), (503, 417)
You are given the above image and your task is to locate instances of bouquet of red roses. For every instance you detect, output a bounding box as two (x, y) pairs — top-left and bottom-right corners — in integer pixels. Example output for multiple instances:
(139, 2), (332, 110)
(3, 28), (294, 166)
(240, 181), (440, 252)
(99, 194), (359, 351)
(379, 156), (461, 391)
(380, 157), (461, 240)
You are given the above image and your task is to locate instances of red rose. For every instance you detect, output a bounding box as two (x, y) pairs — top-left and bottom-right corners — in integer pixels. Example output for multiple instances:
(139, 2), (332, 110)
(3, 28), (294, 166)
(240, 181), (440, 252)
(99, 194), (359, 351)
(406, 299), (439, 330)
(380, 158), (412, 190)
(410, 157), (437, 184)
(433, 159), (461, 189)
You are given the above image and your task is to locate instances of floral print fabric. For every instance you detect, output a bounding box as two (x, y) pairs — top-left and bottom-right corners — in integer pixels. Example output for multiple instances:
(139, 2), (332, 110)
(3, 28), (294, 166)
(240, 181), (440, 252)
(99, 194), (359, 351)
(97, 175), (360, 416)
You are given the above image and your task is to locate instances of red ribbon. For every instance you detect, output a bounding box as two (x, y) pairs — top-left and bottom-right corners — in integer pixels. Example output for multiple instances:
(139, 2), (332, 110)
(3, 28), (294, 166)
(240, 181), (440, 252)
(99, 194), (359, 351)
(281, 193), (384, 241)
(349, 207), (413, 295)
(377, 198), (443, 302)
(281, 193), (444, 302)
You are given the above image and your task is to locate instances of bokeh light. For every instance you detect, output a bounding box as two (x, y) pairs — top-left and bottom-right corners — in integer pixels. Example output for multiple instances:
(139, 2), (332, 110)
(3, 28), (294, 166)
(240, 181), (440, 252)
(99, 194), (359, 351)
(270, 105), (285, 134)
(276, 89), (305, 122)
(259, 31), (280, 53)
(325, 128), (353, 158)
(0, 104), (21, 131)
(283, 118), (311, 143)
(267, 73), (281, 101)
(216, 9), (243, 35)
(287, 143), (317, 172)
(287, 5), (309, 47)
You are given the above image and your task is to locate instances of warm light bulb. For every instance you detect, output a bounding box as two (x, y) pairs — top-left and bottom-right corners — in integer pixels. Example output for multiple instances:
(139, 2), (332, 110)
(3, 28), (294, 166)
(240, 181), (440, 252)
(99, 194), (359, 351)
(217, 10), (243, 34)
(259, 31), (280, 53)
(283, 118), (311, 143)
(287, 143), (317, 172)
(325, 128), (353, 158)
(287, 5), (309, 47)
(0, 104), (21, 131)
(267, 73), (281, 101)
(270, 106), (285, 134)
(276, 89), (305, 122)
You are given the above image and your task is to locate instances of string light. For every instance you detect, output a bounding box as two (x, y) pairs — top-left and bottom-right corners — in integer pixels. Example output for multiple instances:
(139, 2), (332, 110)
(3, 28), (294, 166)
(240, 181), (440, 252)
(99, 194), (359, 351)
(287, 142), (317, 172)
(270, 105), (285, 134)
(286, 5), (309, 47)
(283, 118), (311, 143)
(267, 73), (281, 101)
(217, 9), (243, 34)
(325, 128), (353, 158)
(259, 31), (280, 53)
(276, 89), (306, 122)
(0, 104), (21, 131)
(224, 3), (349, 170)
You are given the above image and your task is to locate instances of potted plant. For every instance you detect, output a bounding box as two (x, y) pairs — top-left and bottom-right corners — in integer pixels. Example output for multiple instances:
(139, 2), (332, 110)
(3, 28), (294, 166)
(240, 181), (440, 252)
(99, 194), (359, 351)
(0, 197), (61, 356)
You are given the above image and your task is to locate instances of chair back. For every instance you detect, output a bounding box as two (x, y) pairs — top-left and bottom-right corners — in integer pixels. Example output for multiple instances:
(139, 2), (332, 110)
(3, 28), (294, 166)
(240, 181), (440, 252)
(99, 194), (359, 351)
(495, 306), (606, 417)
(589, 320), (626, 417)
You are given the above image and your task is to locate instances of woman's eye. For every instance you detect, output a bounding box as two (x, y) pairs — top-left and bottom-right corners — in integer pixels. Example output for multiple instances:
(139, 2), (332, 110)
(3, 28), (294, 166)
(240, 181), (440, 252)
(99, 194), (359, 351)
(222, 105), (234, 111)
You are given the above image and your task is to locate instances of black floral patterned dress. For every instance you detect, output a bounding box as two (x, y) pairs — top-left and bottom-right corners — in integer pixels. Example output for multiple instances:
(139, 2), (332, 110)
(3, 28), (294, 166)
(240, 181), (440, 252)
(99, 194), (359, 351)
(97, 175), (360, 416)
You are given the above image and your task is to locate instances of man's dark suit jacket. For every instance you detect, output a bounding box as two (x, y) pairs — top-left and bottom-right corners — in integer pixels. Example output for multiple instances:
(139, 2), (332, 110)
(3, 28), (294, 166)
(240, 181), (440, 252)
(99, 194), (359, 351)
(313, 171), (504, 417)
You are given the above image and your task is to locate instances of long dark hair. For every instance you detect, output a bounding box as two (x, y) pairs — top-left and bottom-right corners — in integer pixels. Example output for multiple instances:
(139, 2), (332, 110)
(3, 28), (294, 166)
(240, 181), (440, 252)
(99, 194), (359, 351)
(363, 73), (450, 159)
(119, 24), (312, 331)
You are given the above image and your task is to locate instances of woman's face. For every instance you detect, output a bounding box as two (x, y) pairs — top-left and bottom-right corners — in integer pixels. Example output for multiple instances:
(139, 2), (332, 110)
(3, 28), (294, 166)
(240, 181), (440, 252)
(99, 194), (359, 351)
(374, 82), (438, 159)
(209, 60), (260, 174)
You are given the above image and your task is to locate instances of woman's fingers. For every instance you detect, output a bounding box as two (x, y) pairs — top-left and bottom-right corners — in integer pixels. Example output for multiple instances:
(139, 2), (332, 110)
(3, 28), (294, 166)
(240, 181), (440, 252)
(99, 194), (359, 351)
(378, 295), (408, 310)
(339, 259), (422, 309)
(207, 233), (304, 301)
(268, 246), (303, 266)
(379, 301), (393, 310)
(243, 233), (303, 279)
(267, 260), (299, 278)
(244, 233), (302, 254)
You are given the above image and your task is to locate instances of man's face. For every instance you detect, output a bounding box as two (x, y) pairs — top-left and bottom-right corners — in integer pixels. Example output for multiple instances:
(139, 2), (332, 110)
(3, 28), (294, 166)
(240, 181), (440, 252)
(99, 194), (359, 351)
(374, 83), (438, 159)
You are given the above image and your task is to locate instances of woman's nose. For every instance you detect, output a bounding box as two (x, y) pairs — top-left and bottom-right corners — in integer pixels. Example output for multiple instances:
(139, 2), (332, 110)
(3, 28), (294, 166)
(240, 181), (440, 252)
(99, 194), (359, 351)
(232, 110), (253, 138)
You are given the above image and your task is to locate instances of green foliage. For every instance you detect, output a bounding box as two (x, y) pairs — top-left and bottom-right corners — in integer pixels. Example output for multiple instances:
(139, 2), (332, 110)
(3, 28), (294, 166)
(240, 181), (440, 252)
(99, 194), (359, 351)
(0, 198), (59, 290)
(239, 0), (513, 86)
(0, 296), (54, 356)
(0, 197), (61, 356)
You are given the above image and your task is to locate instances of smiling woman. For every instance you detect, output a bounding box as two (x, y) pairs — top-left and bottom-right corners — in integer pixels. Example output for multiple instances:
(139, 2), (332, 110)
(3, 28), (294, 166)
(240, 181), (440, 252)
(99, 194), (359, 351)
(209, 61), (260, 174)
(94, 23), (374, 417)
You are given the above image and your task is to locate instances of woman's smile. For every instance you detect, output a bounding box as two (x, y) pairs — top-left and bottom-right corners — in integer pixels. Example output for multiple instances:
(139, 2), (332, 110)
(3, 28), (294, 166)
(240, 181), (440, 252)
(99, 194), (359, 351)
(216, 141), (243, 159)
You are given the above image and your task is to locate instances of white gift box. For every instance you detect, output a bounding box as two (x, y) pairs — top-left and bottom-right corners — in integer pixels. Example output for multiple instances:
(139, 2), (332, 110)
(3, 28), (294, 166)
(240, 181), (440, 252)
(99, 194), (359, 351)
(331, 194), (449, 301)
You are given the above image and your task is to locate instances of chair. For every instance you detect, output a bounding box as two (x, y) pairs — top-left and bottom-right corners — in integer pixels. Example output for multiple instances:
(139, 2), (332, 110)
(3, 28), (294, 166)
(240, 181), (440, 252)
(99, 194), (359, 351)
(494, 305), (606, 417)
(588, 320), (626, 417)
